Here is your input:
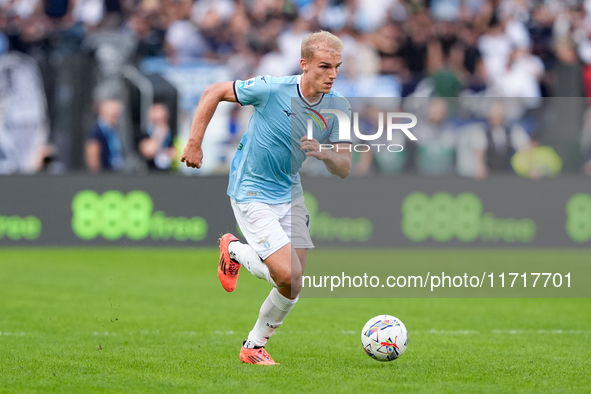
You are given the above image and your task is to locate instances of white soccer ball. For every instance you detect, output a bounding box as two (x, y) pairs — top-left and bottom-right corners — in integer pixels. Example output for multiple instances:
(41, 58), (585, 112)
(361, 315), (408, 361)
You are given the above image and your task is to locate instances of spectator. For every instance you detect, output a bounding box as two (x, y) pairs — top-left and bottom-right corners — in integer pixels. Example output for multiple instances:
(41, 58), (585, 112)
(457, 23), (486, 92)
(478, 14), (513, 86)
(412, 98), (457, 175)
(85, 99), (124, 172)
(354, 105), (408, 176)
(399, 18), (431, 86)
(585, 150), (591, 176)
(0, 51), (50, 174)
(255, 17), (293, 77)
(137, 103), (176, 171)
(428, 40), (463, 98)
(473, 100), (531, 178)
(126, 11), (166, 59)
(495, 47), (544, 101)
(277, 18), (311, 75)
(371, 23), (404, 76)
(164, 0), (209, 62)
(554, 39), (585, 97)
(582, 108), (591, 176)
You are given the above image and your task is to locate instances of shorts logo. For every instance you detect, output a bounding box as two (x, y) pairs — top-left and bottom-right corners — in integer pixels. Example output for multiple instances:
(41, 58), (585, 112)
(240, 78), (256, 89)
(258, 235), (270, 248)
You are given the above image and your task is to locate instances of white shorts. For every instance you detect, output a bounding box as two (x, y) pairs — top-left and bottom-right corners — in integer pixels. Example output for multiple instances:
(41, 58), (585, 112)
(230, 195), (314, 260)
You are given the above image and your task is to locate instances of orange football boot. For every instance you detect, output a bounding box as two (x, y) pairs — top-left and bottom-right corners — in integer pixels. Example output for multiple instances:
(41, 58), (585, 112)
(218, 233), (241, 292)
(239, 346), (280, 365)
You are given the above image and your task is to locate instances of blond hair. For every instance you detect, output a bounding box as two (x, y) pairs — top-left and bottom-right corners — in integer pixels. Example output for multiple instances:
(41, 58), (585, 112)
(301, 31), (343, 61)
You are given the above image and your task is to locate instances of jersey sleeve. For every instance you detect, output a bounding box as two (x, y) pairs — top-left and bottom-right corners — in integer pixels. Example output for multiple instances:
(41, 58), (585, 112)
(233, 76), (272, 108)
(328, 97), (352, 144)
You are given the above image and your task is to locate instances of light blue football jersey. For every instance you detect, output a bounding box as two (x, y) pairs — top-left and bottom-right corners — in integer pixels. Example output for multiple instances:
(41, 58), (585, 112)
(227, 75), (351, 204)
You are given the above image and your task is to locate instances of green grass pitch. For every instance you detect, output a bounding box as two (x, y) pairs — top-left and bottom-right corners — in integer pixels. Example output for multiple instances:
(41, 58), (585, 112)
(0, 248), (590, 393)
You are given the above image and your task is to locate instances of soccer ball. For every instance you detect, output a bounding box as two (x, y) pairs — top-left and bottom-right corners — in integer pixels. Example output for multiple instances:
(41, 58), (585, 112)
(361, 315), (408, 361)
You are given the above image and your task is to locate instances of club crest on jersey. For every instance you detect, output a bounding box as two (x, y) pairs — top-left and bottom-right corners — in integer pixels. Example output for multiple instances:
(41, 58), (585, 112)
(240, 78), (256, 89)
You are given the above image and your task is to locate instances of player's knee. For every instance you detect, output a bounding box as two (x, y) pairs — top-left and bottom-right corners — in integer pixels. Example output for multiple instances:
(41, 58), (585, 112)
(273, 274), (297, 289)
(272, 265), (302, 288)
(291, 276), (303, 296)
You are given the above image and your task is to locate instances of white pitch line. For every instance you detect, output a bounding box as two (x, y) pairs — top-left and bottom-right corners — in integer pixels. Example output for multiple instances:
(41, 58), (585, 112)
(1, 329), (589, 337)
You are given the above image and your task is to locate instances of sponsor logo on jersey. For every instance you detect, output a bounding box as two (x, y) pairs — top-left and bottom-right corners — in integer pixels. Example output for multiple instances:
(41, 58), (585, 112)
(240, 78), (256, 89)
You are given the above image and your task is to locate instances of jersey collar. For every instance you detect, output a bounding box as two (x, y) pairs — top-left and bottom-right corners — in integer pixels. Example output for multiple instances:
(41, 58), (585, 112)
(297, 74), (325, 107)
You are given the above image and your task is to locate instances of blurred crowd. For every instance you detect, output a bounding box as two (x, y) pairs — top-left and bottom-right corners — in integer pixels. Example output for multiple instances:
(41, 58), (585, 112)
(1, 0), (591, 176)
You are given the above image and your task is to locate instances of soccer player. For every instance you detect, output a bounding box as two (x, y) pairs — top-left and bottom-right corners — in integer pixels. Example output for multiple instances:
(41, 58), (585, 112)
(181, 31), (352, 365)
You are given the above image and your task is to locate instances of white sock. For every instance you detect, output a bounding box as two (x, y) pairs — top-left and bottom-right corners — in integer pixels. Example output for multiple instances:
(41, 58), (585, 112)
(229, 241), (277, 287)
(243, 288), (298, 348)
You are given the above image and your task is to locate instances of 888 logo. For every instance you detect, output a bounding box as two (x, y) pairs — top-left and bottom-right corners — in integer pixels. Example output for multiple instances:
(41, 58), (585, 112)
(402, 192), (536, 243)
(402, 192), (482, 242)
(72, 190), (154, 240)
(566, 193), (591, 242)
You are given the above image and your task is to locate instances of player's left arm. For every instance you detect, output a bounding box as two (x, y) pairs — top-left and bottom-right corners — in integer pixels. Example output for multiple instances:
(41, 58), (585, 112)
(299, 136), (352, 178)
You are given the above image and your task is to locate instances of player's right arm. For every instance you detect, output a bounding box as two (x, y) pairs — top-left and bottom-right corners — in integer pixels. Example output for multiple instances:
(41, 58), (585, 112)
(181, 81), (237, 169)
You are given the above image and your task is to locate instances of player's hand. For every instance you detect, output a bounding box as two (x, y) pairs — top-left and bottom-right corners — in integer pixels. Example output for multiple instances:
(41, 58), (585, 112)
(300, 136), (327, 160)
(181, 141), (204, 169)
